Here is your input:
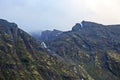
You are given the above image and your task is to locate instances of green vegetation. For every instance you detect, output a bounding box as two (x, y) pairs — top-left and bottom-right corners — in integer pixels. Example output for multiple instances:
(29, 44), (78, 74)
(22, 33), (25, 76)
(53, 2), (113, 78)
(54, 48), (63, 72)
(0, 19), (120, 80)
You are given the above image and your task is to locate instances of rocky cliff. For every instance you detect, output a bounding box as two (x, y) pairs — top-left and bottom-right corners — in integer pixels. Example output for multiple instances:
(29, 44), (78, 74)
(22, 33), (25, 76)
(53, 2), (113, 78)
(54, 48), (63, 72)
(33, 21), (120, 80)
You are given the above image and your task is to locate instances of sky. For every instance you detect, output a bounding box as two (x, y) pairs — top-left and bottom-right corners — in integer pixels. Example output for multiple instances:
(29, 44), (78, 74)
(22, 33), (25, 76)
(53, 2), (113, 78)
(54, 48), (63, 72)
(0, 0), (120, 32)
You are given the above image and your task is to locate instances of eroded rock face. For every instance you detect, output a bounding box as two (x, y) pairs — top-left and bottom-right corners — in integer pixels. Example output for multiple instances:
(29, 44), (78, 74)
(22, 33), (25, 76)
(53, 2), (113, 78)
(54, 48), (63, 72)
(0, 19), (18, 32)
(106, 52), (120, 77)
(0, 19), (18, 43)
(81, 21), (104, 27)
(72, 23), (82, 31)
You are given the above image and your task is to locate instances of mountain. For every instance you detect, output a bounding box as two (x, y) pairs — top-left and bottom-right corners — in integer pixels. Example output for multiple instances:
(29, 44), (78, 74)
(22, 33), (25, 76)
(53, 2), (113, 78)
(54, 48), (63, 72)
(31, 29), (63, 41)
(0, 19), (90, 80)
(32, 21), (120, 80)
(1, 19), (120, 80)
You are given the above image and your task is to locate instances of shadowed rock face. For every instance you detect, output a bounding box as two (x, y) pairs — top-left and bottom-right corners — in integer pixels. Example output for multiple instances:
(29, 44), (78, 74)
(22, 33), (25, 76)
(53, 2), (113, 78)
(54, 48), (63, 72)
(0, 19), (18, 32)
(32, 21), (120, 80)
(0, 19), (18, 44)
(72, 21), (104, 31)
(72, 23), (82, 31)
(82, 21), (104, 27)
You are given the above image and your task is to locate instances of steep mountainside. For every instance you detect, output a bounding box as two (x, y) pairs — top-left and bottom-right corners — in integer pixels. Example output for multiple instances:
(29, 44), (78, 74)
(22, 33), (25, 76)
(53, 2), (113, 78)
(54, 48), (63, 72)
(33, 21), (120, 80)
(1, 19), (120, 80)
(0, 19), (90, 80)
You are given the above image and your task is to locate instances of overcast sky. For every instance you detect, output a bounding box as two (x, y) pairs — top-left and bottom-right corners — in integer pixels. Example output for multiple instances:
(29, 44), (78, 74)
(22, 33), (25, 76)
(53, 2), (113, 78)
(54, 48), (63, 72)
(0, 0), (120, 32)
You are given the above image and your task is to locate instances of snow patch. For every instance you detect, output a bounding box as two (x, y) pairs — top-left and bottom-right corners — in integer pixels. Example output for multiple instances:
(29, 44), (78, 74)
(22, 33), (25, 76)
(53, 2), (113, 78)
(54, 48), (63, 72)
(81, 78), (84, 80)
(80, 22), (83, 28)
(57, 32), (62, 35)
(56, 32), (62, 36)
(41, 42), (47, 48)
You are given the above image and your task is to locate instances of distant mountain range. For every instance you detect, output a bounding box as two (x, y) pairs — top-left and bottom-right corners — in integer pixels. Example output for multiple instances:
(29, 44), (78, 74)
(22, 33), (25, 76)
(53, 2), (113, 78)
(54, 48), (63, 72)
(0, 19), (120, 80)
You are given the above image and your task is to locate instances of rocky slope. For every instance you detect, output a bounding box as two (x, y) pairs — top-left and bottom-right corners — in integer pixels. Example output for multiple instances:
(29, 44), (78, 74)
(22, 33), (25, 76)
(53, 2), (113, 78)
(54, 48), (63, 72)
(0, 19), (90, 80)
(0, 19), (120, 80)
(34, 21), (120, 80)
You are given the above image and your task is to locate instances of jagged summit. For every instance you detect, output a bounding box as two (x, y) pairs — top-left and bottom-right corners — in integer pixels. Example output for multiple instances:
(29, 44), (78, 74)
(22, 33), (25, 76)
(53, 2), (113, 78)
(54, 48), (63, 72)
(81, 21), (104, 27)
(0, 19), (18, 38)
(72, 21), (105, 31)
(72, 23), (82, 31)
(0, 19), (9, 24)
(0, 19), (17, 28)
(0, 19), (18, 34)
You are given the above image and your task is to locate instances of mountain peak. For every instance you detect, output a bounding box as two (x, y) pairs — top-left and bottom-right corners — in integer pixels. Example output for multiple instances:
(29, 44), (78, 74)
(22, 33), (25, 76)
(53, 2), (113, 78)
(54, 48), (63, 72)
(0, 19), (18, 30)
(81, 20), (103, 27)
(0, 19), (18, 43)
(72, 21), (104, 31)
(72, 23), (82, 31)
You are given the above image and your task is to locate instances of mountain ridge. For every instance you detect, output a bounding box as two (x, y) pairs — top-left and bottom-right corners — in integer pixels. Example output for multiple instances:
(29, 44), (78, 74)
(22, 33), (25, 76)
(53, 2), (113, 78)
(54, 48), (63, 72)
(32, 20), (120, 80)
(0, 19), (88, 80)
(0, 19), (120, 80)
